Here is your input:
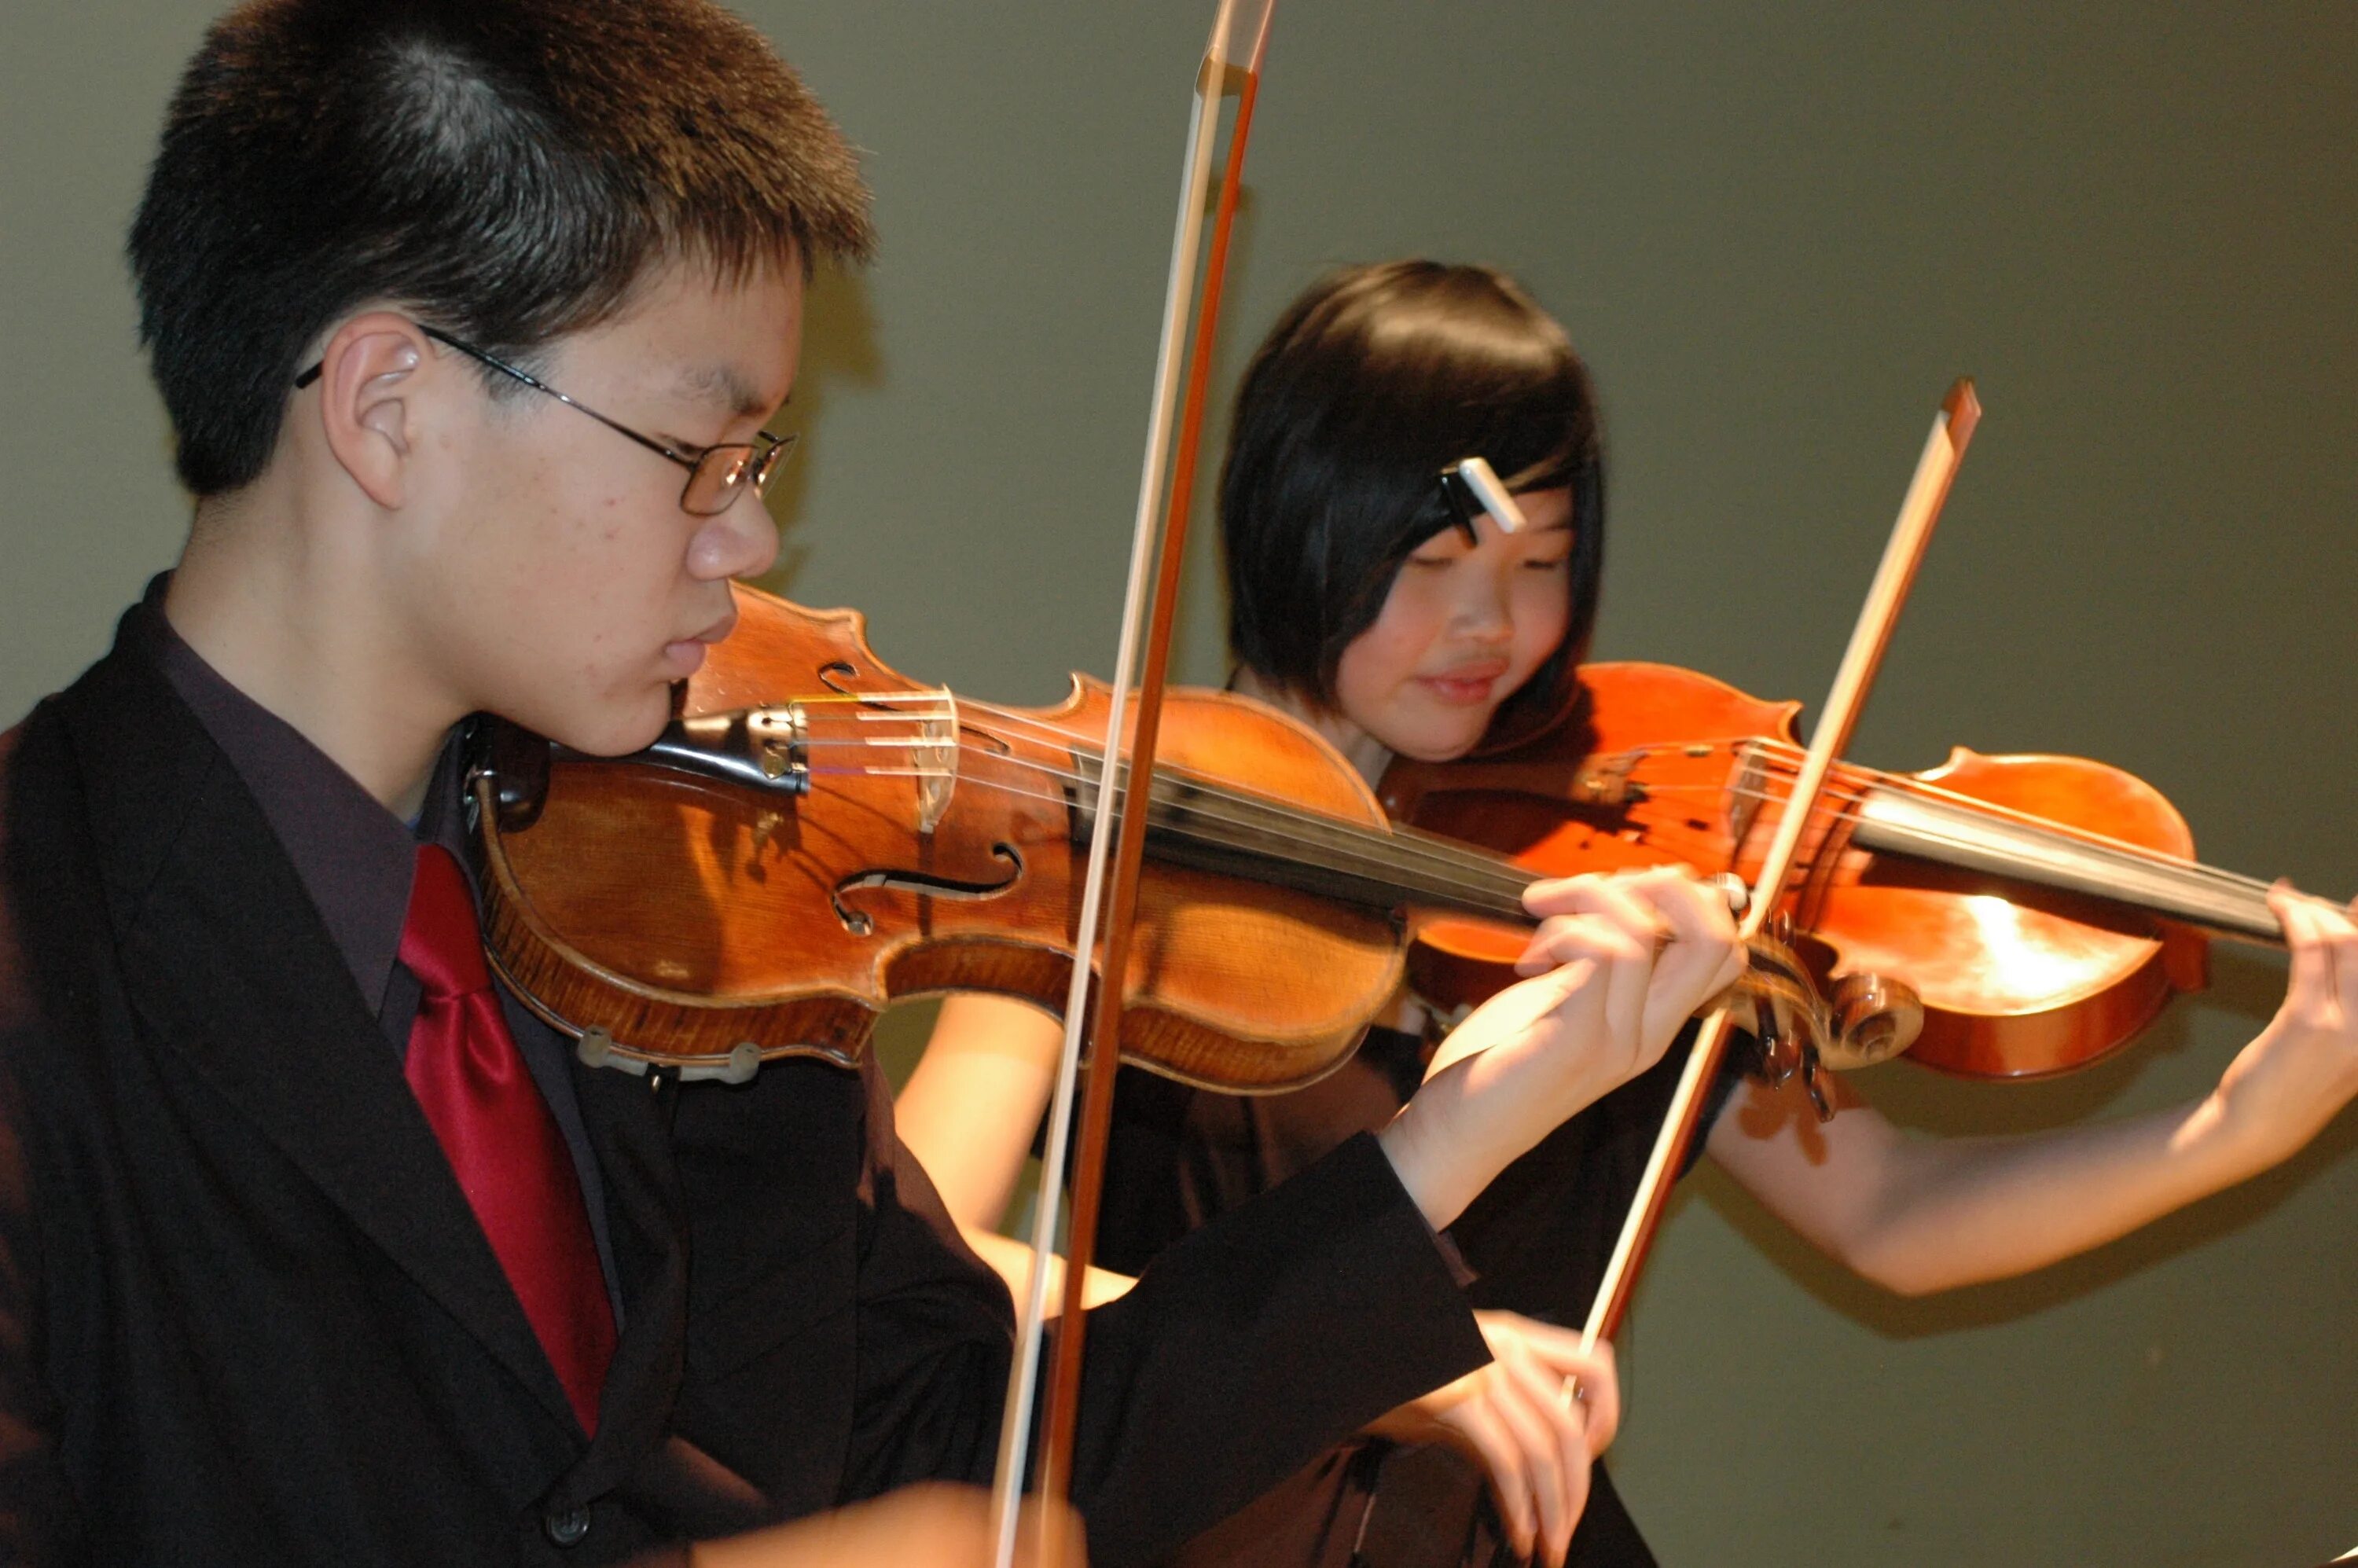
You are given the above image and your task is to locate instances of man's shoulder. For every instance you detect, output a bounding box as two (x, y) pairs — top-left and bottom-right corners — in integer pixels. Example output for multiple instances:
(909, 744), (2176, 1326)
(0, 705), (94, 1167)
(0, 718), (29, 1040)
(0, 621), (156, 857)
(0, 637), (160, 1052)
(2, 612), (235, 949)
(0, 699), (86, 1050)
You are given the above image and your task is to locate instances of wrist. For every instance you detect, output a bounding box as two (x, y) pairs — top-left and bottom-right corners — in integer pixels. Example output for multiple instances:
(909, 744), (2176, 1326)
(1383, 1056), (1620, 1232)
(1377, 1104), (1477, 1232)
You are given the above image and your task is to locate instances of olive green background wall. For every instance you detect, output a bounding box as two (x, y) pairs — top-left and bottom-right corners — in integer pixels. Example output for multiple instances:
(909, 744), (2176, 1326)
(4, 4), (2352, 1562)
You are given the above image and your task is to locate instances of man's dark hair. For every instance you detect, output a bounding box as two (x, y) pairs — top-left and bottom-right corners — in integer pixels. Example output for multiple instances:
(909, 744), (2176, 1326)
(1220, 261), (1605, 749)
(129, 0), (875, 497)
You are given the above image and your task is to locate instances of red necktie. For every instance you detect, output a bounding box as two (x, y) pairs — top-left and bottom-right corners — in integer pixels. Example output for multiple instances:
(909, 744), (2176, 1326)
(400, 843), (615, 1435)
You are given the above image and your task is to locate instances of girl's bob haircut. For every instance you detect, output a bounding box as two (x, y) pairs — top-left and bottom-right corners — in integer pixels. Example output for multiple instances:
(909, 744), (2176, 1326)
(1220, 260), (1603, 755)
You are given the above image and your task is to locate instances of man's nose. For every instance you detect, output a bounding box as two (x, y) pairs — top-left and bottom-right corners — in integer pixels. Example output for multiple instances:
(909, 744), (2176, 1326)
(690, 490), (781, 580)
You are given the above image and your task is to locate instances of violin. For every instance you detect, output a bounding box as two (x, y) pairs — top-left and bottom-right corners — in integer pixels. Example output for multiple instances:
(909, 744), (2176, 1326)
(474, 586), (1398, 1090)
(1381, 659), (2314, 1081)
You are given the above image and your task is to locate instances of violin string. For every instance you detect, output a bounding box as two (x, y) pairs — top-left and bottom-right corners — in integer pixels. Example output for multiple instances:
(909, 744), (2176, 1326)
(788, 706), (2246, 927)
(784, 741), (2253, 941)
(707, 694), (2271, 921)
(754, 691), (2190, 890)
(758, 696), (1546, 905)
(830, 736), (1544, 913)
(784, 702), (1889, 890)
(971, 715), (2263, 920)
(673, 718), (1543, 915)
(956, 744), (1543, 902)
(1598, 743), (2279, 900)
(776, 716), (2257, 936)
(790, 736), (970, 751)
(795, 732), (2247, 936)
(1554, 732), (2275, 901)
(1604, 736), (2149, 854)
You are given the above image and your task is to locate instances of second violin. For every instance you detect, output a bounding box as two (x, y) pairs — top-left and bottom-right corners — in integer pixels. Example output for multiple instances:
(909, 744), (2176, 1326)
(1383, 657), (2317, 1081)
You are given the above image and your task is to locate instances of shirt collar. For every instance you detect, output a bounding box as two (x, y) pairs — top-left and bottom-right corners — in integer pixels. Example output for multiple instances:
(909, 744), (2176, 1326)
(139, 576), (457, 1017)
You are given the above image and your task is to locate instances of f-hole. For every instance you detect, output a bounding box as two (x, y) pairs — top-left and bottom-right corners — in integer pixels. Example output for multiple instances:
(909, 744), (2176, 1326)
(832, 843), (1026, 935)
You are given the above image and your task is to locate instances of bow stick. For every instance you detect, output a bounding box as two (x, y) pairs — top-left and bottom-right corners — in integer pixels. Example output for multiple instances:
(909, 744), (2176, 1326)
(1579, 379), (1982, 1353)
(987, 4), (1276, 1559)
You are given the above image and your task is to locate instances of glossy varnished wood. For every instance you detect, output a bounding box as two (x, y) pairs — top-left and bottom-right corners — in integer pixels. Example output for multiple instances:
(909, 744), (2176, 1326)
(483, 586), (1401, 1090)
(1383, 660), (2213, 1080)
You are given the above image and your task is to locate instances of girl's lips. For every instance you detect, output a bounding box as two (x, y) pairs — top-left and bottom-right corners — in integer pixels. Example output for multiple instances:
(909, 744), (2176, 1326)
(1416, 661), (1510, 706)
(1416, 676), (1497, 706)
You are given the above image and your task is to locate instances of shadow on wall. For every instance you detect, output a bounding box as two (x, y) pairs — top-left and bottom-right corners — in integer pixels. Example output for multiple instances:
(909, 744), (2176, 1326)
(755, 263), (885, 600)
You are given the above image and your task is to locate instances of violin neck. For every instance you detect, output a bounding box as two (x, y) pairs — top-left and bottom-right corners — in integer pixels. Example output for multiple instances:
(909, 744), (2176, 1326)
(1846, 785), (2285, 943)
(1108, 769), (1536, 923)
(1131, 763), (2296, 949)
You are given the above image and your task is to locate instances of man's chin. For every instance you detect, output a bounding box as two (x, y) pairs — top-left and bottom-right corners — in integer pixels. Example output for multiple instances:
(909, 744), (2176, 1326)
(521, 691), (677, 759)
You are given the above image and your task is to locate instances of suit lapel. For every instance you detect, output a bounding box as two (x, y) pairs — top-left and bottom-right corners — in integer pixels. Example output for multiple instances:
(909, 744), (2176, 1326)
(57, 638), (581, 1438)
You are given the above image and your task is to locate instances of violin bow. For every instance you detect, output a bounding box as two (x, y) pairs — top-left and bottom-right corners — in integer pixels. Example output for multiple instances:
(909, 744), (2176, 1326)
(987, 4), (1276, 1559)
(1579, 379), (1982, 1352)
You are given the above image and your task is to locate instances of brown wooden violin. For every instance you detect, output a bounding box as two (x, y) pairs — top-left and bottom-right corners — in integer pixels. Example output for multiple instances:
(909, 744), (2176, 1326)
(472, 586), (1403, 1091)
(1380, 658), (2315, 1081)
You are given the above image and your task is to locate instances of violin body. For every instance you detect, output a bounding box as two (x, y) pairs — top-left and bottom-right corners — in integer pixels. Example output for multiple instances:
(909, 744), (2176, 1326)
(1382, 661), (2213, 1079)
(477, 585), (1402, 1089)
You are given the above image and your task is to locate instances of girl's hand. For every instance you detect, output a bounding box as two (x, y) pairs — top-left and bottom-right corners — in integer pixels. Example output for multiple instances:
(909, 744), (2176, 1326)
(1423, 867), (1744, 1089)
(1366, 1313), (1621, 1568)
(1385, 869), (1743, 1230)
(2206, 885), (2358, 1169)
(1516, 866), (1745, 1084)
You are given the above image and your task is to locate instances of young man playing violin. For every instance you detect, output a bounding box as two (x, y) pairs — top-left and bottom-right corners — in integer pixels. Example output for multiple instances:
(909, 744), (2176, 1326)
(0, 6), (1754, 1566)
(897, 260), (2358, 1568)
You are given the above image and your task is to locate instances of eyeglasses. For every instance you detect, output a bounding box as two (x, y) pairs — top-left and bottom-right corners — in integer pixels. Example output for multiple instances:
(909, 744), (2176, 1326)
(293, 325), (797, 516)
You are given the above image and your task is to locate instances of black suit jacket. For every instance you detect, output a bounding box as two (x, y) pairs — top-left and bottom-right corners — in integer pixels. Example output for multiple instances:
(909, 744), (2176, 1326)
(0, 613), (1489, 1567)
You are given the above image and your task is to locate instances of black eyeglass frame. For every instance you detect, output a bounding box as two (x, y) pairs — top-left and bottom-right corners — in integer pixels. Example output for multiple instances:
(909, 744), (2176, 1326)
(293, 325), (796, 517)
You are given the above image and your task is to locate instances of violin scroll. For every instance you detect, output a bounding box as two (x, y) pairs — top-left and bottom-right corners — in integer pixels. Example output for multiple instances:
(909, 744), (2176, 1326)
(1821, 971), (1925, 1073)
(1723, 921), (1922, 1122)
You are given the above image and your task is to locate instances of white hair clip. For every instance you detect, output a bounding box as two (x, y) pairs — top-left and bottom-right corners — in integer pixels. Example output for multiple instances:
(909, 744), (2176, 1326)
(1439, 455), (1530, 536)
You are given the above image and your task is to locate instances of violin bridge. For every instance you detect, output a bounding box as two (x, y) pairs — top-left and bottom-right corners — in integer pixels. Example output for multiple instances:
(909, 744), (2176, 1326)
(1725, 740), (1768, 849)
(912, 688), (958, 835)
(1570, 751), (1647, 808)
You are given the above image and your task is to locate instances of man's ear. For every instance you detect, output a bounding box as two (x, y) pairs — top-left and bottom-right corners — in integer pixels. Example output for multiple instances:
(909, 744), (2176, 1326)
(307, 313), (434, 509)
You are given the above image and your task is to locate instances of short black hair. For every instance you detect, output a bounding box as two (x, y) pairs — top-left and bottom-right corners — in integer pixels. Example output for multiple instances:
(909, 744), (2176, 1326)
(129, 0), (875, 497)
(1221, 261), (1603, 751)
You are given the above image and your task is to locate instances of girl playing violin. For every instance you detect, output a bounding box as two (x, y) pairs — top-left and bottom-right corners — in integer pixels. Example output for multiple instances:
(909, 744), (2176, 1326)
(894, 259), (2358, 1567)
